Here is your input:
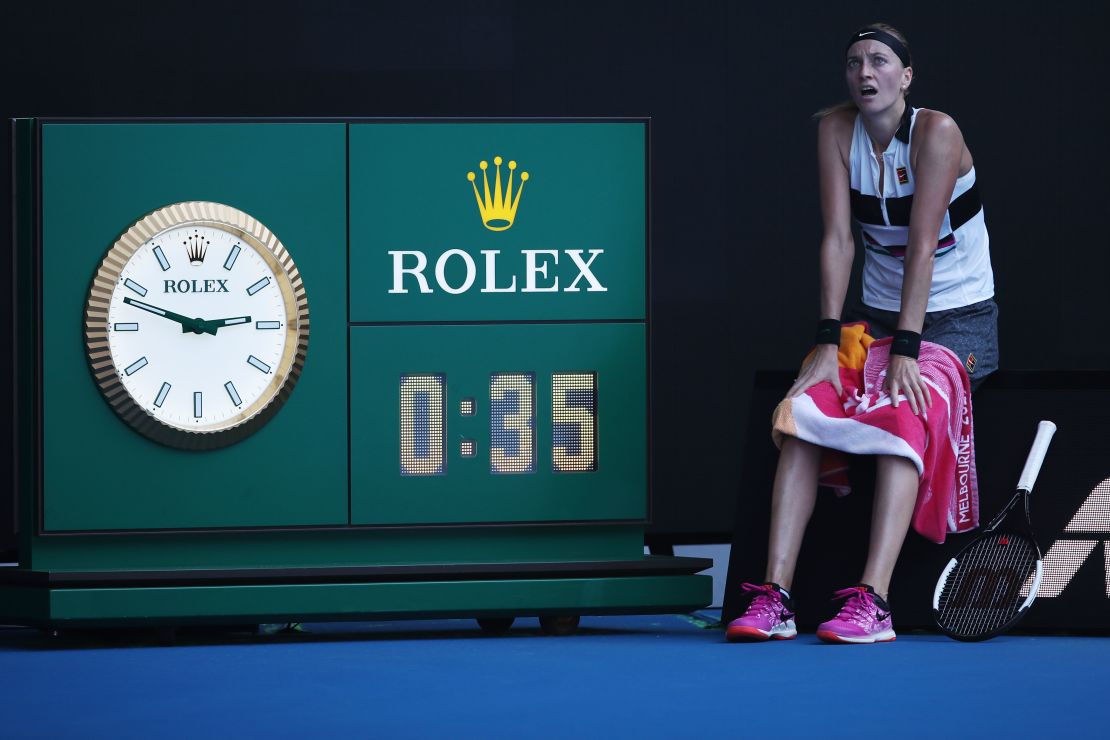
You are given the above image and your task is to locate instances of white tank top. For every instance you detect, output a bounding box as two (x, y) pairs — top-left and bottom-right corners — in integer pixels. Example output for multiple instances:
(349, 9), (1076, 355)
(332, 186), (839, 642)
(849, 107), (995, 312)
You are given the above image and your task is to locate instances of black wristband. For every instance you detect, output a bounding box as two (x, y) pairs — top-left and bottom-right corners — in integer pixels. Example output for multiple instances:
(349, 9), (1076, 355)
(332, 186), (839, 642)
(814, 318), (841, 345)
(890, 330), (922, 359)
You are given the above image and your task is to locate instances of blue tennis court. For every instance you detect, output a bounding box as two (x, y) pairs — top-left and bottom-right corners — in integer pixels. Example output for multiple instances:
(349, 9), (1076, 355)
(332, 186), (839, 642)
(2, 613), (1107, 739)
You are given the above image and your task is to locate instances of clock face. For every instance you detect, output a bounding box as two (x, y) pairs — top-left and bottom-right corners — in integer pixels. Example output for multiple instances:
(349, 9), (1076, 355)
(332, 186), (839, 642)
(86, 202), (309, 449)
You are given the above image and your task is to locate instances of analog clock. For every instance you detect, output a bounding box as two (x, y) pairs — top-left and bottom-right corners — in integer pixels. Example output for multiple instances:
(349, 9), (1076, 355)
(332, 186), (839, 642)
(85, 201), (309, 449)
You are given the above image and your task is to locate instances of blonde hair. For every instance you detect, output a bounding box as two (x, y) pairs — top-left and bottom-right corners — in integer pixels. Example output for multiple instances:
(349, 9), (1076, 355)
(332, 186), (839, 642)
(815, 23), (913, 120)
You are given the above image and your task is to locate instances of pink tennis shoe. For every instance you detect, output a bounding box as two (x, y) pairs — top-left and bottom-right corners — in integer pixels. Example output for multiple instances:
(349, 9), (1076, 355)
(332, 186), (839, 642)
(726, 583), (797, 642)
(816, 585), (896, 644)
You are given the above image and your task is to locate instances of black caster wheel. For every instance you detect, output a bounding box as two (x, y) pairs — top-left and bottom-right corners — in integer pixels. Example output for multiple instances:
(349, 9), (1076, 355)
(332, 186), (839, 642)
(539, 615), (580, 636)
(477, 617), (515, 635)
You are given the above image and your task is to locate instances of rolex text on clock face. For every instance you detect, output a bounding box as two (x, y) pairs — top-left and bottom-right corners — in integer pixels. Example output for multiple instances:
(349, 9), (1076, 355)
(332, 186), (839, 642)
(86, 202), (309, 449)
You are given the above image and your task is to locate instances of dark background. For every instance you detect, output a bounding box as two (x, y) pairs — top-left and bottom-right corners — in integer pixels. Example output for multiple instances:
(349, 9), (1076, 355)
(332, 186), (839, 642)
(3, 1), (1107, 557)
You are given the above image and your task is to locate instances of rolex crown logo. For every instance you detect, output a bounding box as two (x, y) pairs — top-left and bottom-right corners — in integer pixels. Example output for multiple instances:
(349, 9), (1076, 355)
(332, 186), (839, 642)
(185, 230), (209, 265)
(467, 156), (529, 231)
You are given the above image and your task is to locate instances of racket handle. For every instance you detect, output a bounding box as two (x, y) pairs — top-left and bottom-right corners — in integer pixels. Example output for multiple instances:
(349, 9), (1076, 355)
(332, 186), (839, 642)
(1017, 420), (1057, 492)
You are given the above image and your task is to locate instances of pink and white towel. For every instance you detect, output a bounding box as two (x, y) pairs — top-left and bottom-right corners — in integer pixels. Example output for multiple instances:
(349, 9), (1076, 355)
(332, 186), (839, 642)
(772, 333), (979, 543)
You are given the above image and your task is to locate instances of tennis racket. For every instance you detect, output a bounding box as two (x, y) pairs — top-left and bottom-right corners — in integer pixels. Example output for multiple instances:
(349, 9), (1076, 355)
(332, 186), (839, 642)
(932, 420), (1056, 641)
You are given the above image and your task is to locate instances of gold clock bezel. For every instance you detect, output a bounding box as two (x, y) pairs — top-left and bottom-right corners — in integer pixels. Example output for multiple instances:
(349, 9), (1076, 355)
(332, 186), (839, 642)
(84, 201), (310, 450)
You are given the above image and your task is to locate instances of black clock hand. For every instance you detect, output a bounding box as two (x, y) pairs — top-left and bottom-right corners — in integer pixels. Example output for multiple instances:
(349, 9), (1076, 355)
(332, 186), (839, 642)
(123, 297), (209, 335)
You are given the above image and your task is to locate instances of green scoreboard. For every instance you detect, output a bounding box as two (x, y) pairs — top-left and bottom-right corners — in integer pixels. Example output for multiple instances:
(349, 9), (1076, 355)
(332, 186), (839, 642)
(2, 118), (710, 634)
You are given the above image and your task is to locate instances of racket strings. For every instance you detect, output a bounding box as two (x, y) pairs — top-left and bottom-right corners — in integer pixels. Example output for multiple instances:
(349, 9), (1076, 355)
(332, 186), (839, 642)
(947, 538), (1035, 636)
(957, 537), (1034, 637)
(937, 534), (1038, 637)
(964, 538), (1033, 636)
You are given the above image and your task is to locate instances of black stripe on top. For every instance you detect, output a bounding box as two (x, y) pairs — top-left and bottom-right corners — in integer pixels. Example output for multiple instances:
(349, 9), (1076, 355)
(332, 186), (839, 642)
(948, 183), (982, 231)
(851, 189), (913, 226)
(850, 189), (885, 224)
(850, 182), (982, 231)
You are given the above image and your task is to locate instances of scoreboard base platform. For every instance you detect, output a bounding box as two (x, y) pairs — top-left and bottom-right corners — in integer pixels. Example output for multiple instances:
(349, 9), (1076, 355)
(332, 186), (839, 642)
(0, 557), (712, 630)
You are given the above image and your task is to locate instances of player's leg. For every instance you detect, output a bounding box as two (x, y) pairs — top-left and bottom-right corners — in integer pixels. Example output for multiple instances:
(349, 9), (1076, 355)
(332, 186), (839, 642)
(817, 454), (916, 643)
(727, 436), (821, 642)
(859, 454), (919, 597)
(765, 436), (823, 589)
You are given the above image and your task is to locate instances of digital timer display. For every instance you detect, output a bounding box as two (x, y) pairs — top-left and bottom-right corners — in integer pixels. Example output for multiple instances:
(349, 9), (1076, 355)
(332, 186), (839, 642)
(349, 323), (644, 526)
(400, 371), (598, 477)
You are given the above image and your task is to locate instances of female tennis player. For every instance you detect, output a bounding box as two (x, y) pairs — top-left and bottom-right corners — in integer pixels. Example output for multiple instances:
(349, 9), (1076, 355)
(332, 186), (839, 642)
(727, 23), (998, 643)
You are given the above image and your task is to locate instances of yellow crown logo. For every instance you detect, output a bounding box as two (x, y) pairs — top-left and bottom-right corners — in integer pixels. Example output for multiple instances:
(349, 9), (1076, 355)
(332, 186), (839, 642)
(467, 156), (529, 231)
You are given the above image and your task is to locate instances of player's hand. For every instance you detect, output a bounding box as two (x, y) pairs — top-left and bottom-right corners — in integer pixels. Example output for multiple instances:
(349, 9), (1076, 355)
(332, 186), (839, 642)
(788, 344), (842, 399)
(884, 354), (932, 415)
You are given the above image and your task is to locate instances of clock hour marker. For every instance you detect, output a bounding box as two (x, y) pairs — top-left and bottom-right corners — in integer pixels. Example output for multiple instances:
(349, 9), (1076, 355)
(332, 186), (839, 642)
(224, 381), (242, 406)
(194, 392), (203, 418)
(247, 355), (271, 373)
(113, 323), (139, 331)
(256, 321), (281, 330)
(124, 279), (148, 297)
(224, 245), (241, 271)
(124, 357), (148, 376)
(153, 246), (171, 271)
(154, 382), (171, 408)
(247, 277), (271, 296)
